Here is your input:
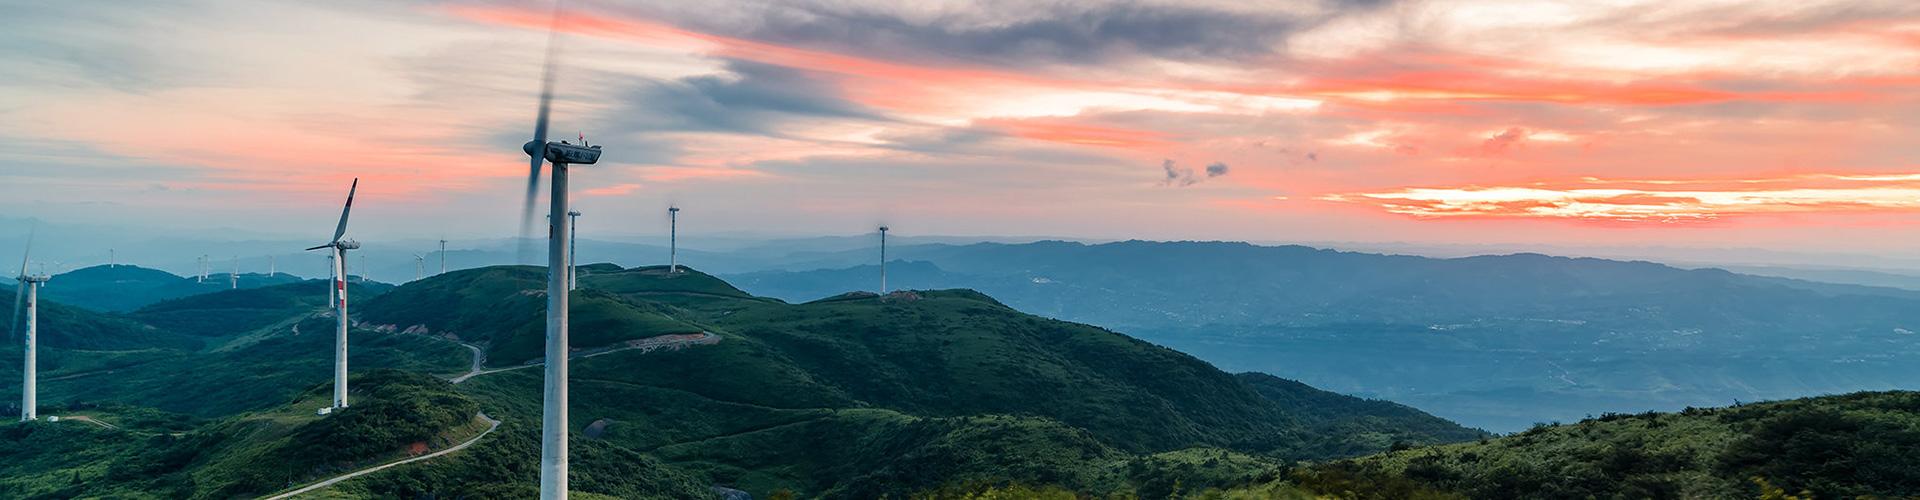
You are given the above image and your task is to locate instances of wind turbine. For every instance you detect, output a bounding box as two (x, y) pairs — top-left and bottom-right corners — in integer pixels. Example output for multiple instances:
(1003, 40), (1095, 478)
(304, 178), (360, 413)
(567, 210), (581, 290)
(878, 226), (889, 293)
(413, 254), (425, 281)
(230, 256), (239, 290)
(439, 239), (448, 275)
(518, 15), (604, 497)
(13, 233), (48, 421)
(668, 206), (679, 273)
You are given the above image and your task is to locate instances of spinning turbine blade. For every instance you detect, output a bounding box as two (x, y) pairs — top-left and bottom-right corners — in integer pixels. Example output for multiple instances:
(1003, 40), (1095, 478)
(519, 20), (561, 264)
(10, 229), (31, 342)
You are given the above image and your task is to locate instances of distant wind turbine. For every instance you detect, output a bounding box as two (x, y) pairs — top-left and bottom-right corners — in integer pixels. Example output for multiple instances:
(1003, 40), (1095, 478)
(879, 226), (889, 293)
(668, 206), (680, 273)
(567, 210), (581, 290)
(230, 256), (238, 289)
(304, 178), (360, 413)
(13, 231), (48, 422)
(439, 239), (447, 275)
(413, 254), (425, 281)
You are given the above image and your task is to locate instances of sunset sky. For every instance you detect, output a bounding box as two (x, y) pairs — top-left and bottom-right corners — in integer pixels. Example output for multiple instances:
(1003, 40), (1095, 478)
(4, 0), (1920, 252)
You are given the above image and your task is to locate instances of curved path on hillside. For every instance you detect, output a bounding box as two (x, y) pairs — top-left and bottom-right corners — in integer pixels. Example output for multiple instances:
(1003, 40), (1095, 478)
(448, 332), (718, 384)
(257, 413), (502, 500)
(255, 332), (719, 499)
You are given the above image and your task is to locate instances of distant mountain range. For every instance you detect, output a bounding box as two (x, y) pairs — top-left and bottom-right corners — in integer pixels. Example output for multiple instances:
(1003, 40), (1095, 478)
(719, 240), (1920, 432)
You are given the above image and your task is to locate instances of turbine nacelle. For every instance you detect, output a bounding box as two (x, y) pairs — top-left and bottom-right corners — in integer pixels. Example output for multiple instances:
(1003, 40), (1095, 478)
(305, 240), (360, 251)
(525, 140), (602, 165)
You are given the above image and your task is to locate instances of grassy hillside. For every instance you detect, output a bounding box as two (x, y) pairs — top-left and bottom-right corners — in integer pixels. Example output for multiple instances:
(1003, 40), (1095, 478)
(0, 288), (199, 351)
(2, 313), (467, 419)
(4, 263), (1493, 500)
(1237, 373), (1492, 457)
(34, 265), (309, 312)
(1317, 390), (1920, 499)
(0, 370), (497, 500)
(357, 266), (712, 364)
(129, 280), (385, 337)
(388, 264), (1486, 498)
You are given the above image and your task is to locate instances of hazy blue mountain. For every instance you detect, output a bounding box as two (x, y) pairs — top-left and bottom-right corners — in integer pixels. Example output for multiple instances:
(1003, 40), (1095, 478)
(18, 265), (306, 312)
(722, 240), (1920, 432)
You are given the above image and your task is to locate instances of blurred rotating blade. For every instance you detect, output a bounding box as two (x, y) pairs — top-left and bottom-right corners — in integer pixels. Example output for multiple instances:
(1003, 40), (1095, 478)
(518, 13), (562, 265)
(10, 228), (31, 342)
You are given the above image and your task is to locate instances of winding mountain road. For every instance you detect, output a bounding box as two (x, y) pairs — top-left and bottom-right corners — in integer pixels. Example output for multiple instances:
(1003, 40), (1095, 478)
(252, 332), (719, 499)
(257, 413), (502, 500)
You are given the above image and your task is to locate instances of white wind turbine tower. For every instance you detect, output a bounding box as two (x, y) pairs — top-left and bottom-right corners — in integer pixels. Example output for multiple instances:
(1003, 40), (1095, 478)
(413, 254), (425, 281)
(439, 239), (447, 275)
(515, 13), (604, 495)
(12, 233), (48, 421)
(668, 206), (679, 273)
(878, 226), (889, 293)
(230, 256), (238, 289)
(304, 178), (360, 413)
(567, 210), (581, 290)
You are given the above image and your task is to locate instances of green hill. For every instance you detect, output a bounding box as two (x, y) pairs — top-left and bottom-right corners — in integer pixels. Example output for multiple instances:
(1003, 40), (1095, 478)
(356, 266), (712, 365)
(0, 369), (719, 500)
(1237, 373), (1492, 457)
(4, 263), (1490, 500)
(33, 265), (308, 312)
(1307, 390), (1920, 499)
(0, 289), (198, 352)
(130, 280), (387, 337)
(3, 280), (466, 419)
(365, 265), (1484, 498)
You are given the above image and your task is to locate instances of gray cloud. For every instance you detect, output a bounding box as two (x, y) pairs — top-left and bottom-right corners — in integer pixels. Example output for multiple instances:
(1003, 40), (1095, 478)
(1205, 161), (1229, 177)
(603, 58), (890, 136)
(624, 0), (1400, 68)
(1160, 159), (1196, 187)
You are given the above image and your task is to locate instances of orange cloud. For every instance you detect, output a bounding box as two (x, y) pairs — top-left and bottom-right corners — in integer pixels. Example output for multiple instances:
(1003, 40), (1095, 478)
(583, 183), (643, 195)
(1322, 173), (1920, 223)
(985, 119), (1179, 148)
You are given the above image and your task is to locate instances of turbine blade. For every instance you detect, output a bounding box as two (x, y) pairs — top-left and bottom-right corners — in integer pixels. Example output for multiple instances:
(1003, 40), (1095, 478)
(305, 244), (332, 251)
(519, 18), (561, 264)
(11, 228), (30, 342)
(332, 178), (358, 243)
(8, 281), (20, 343)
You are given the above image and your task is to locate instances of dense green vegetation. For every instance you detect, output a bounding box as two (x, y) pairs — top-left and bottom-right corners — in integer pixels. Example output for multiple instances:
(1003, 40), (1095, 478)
(2, 306), (467, 419)
(1236, 373), (1490, 457)
(361, 265), (1482, 498)
(33, 265), (309, 312)
(130, 280), (386, 337)
(0, 263), (1592, 500)
(357, 266), (710, 364)
(0, 287), (200, 351)
(1314, 391), (1920, 499)
(0, 370), (492, 499)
